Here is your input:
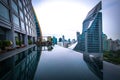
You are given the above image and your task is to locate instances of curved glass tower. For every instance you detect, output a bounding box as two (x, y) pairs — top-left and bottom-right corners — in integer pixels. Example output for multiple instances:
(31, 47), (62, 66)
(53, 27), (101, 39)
(83, 1), (102, 54)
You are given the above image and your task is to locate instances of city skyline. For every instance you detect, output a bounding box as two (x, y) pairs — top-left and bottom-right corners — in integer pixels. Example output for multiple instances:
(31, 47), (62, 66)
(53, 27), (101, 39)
(0, 1), (120, 80)
(32, 0), (120, 40)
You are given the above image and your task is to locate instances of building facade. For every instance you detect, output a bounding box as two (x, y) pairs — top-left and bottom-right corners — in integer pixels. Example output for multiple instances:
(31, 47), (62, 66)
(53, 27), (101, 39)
(76, 32), (81, 43)
(33, 8), (42, 42)
(0, 0), (38, 48)
(102, 34), (108, 51)
(82, 1), (102, 54)
(107, 39), (120, 51)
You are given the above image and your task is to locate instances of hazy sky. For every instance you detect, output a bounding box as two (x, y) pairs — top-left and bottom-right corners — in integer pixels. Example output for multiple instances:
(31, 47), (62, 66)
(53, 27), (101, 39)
(32, 0), (120, 40)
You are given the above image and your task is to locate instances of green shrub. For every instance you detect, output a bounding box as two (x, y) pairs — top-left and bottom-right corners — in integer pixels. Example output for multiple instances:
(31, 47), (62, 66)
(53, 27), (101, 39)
(19, 40), (22, 45)
(16, 39), (19, 45)
(16, 40), (22, 46)
(104, 50), (120, 64)
(6, 40), (11, 46)
(3, 40), (11, 47)
(28, 40), (32, 45)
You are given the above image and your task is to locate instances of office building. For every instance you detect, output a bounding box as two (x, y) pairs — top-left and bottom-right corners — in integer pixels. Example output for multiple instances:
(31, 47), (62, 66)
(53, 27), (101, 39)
(82, 1), (102, 53)
(0, 0), (39, 48)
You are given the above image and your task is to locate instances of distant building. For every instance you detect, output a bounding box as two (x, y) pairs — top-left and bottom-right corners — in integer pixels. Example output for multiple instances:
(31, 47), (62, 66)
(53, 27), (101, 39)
(102, 33), (120, 51)
(0, 0), (40, 48)
(79, 33), (85, 52)
(114, 39), (120, 51)
(108, 39), (120, 51)
(62, 35), (65, 46)
(107, 38), (113, 51)
(102, 34), (108, 51)
(76, 32), (81, 43)
(52, 36), (57, 45)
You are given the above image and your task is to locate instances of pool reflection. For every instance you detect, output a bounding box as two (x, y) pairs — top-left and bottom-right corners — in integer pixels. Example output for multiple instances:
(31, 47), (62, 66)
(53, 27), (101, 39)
(0, 46), (42, 80)
(83, 54), (103, 80)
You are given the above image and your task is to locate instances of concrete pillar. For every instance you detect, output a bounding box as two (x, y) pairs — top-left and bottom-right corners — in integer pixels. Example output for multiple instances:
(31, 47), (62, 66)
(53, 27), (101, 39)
(24, 34), (28, 46)
(7, 0), (16, 48)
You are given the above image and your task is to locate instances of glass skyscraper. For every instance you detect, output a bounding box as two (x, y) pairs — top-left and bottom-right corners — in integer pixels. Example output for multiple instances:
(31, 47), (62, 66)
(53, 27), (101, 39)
(82, 1), (102, 54)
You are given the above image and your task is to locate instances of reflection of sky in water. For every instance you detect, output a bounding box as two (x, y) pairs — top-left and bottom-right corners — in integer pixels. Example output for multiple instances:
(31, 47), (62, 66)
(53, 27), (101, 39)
(34, 45), (101, 80)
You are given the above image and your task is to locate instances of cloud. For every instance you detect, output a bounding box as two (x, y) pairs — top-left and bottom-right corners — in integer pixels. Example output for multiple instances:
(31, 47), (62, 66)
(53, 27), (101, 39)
(33, 1), (89, 39)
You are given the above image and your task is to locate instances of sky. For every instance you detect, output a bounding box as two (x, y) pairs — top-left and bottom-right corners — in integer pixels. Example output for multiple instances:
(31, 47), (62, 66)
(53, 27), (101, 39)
(32, 0), (120, 40)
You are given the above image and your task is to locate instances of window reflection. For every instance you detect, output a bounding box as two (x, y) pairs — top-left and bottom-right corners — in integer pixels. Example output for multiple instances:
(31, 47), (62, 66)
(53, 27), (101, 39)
(21, 21), (25, 31)
(11, 0), (18, 14)
(0, 3), (10, 21)
(20, 10), (23, 19)
(18, 0), (22, 9)
(13, 14), (19, 26)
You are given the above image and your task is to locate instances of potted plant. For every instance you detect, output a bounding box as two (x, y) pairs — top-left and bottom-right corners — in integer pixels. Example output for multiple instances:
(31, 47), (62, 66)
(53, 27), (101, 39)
(4, 40), (12, 51)
(21, 40), (25, 48)
(28, 39), (32, 45)
(16, 39), (20, 48)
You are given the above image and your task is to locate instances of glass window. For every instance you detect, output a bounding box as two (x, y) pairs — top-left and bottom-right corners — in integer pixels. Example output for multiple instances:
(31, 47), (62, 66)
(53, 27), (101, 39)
(11, 0), (18, 13)
(24, 9), (26, 15)
(25, 17), (27, 24)
(26, 25), (29, 34)
(0, 3), (9, 21)
(21, 21), (25, 31)
(20, 10), (23, 19)
(29, 21), (30, 27)
(25, 0), (27, 5)
(13, 14), (19, 26)
(26, 7), (28, 12)
(28, 14), (29, 19)
(29, 27), (31, 34)
(18, 0), (22, 9)
(4, 0), (8, 4)
(0, 28), (6, 40)
(23, 1), (25, 6)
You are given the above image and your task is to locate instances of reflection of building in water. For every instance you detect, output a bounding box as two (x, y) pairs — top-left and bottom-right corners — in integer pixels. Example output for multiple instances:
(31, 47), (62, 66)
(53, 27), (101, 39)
(0, 46), (42, 80)
(83, 54), (103, 80)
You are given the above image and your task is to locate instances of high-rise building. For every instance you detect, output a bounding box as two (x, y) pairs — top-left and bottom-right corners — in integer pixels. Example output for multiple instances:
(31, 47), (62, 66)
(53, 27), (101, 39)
(83, 1), (102, 53)
(76, 32), (81, 43)
(0, 0), (40, 48)
(113, 39), (120, 51)
(107, 38), (113, 51)
(102, 34), (108, 51)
